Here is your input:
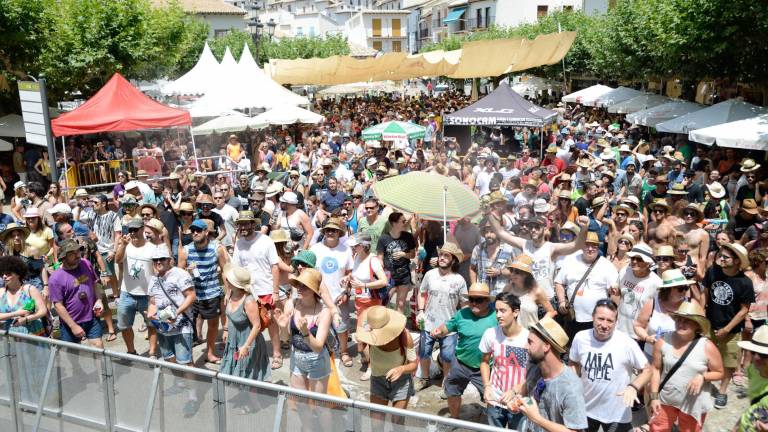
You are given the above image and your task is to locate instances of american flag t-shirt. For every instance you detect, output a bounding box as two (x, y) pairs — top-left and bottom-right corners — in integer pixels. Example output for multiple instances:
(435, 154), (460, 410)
(492, 343), (528, 394)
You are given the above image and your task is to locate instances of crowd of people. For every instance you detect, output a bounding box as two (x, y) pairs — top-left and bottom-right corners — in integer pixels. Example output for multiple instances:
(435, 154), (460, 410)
(0, 91), (767, 432)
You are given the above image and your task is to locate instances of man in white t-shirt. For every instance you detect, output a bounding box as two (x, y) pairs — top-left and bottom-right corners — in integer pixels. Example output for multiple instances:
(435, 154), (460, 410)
(211, 190), (239, 247)
(569, 300), (651, 432)
(231, 210), (281, 365)
(555, 231), (618, 340)
(114, 217), (158, 357)
(613, 244), (661, 340)
(310, 217), (354, 365)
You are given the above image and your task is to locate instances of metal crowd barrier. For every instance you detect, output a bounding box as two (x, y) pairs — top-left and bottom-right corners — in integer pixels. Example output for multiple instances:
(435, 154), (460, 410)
(0, 332), (508, 432)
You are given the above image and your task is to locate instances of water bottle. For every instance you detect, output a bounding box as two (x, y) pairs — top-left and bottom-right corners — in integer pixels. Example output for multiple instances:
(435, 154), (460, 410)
(150, 319), (171, 333)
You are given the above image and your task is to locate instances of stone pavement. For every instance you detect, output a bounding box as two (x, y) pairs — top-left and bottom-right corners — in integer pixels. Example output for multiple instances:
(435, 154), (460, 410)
(103, 318), (747, 431)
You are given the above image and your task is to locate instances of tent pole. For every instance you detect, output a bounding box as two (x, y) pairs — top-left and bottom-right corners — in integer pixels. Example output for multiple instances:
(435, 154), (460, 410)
(188, 126), (200, 171)
(540, 126), (544, 161)
(443, 186), (448, 244)
(62, 137), (68, 189)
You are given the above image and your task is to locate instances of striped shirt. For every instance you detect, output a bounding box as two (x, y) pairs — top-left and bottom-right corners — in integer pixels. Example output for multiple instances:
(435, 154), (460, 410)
(479, 326), (529, 407)
(184, 241), (222, 300)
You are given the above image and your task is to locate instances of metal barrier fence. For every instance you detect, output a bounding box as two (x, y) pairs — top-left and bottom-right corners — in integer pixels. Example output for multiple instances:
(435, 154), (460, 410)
(0, 332), (510, 432)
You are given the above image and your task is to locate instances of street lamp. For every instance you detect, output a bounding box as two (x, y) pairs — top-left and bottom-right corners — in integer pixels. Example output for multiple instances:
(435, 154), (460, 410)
(248, 8), (276, 66)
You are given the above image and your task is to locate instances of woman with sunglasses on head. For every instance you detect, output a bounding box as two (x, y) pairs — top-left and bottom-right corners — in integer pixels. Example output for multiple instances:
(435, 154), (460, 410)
(504, 255), (555, 329)
(648, 302), (723, 432)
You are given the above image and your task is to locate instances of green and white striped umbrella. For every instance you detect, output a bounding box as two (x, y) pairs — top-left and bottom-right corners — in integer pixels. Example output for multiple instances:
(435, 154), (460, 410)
(372, 172), (480, 221)
(361, 120), (426, 141)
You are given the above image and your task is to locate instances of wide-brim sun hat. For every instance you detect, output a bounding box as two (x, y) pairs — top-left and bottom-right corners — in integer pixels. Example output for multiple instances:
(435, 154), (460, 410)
(0, 223), (30, 242)
(438, 241), (464, 263)
(280, 191), (299, 205)
(741, 158), (761, 173)
(721, 242), (749, 270)
(291, 250), (317, 268)
(613, 203), (636, 217)
(270, 229), (290, 243)
(738, 325), (768, 355)
(660, 268), (694, 289)
(669, 301), (710, 335)
(654, 245), (675, 257)
(235, 210), (256, 223)
(356, 306), (406, 346)
(649, 199), (671, 212)
(179, 202), (195, 212)
(322, 217), (346, 232)
(290, 268), (322, 295)
(530, 316), (569, 354)
(706, 182), (726, 199)
(506, 254), (534, 275)
(224, 265), (252, 292)
(467, 282), (491, 298)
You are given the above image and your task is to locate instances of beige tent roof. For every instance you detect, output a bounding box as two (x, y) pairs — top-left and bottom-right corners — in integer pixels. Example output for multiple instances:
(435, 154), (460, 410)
(267, 31), (576, 85)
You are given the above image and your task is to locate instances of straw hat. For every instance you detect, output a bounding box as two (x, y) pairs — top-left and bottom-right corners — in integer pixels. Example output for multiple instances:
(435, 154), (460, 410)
(706, 182), (726, 199)
(601, 171), (616, 180)
(627, 244), (655, 264)
(660, 269), (694, 289)
(322, 217), (346, 232)
(270, 229), (290, 243)
(590, 196), (606, 208)
(266, 182), (283, 198)
(599, 149), (615, 161)
(438, 242), (464, 263)
(577, 159), (591, 169)
(585, 231), (600, 244)
(0, 223), (29, 242)
(741, 199), (760, 215)
(738, 325), (768, 355)
(667, 184), (688, 196)
(545, 144), (558, 153)
(487, 191), (507, 206)
(613, 203), (635, 217)
(649, 199), (671, 212)
(224, 265), (252, 292)
(506, 254), (534, 275)
(561, 221), (580, 235)
(145, 218), (164, 233)
(256, 163), (272, 174)
(467, 282), (491, 298)
(557, 189), (573, 200)
(721, 243), (749, 270)
(683, 203), (704, 220)
(179, 202), (195, 213)
(617, 233), (634, 247)
(196, 194), (214, 205)
(534, 198), (554, 213)
(290, 268), (322, 295)
(280, 191), (299, 205)
(356, 306), (406, 346)
(654, 245), (675, 257)
(530, 316), (569, 354)
(741, 158), (761, 173)
(669, 301), (710, 335)
(622, 195), (640, 208)
(74, 188), (88, 198)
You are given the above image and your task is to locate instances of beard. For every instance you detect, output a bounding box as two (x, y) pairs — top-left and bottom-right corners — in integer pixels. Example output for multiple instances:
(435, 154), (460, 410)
(528, 351), (544, 364)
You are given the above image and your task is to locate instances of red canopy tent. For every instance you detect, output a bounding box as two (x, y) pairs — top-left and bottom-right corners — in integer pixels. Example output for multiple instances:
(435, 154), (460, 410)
(51, 73), (191, 136)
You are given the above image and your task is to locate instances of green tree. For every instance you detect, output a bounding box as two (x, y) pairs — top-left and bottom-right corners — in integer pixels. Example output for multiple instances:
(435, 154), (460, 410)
(209, 30), (350, 64)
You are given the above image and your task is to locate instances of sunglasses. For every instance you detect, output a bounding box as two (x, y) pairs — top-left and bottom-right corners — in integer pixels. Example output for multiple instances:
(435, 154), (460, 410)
(152, 258), (167, 263)
(618, 239), (631, 245)
(200, 205), (213, 209)
(181, 212), (194, 216)
(596, 298), (617, 308)
(675, 285), (690, 292)
(656, 256), (673, 262)
(214, 196), (223, 200)
(676, 249), (690, 254)
(468, 297), (488, 304)
(615, 212), (628, 217)
(190, 227), (205, 233)
(128, 228), (141, 233)
(365, 206), (377, 210)
(653, 209), (666, 214)
(141, 212), (153, 217)
(683, 211), (697, 217)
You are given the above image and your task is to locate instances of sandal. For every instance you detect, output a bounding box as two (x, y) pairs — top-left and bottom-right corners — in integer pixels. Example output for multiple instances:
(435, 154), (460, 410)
(733, 370), (745, 387)
(341, 353), (353, 367)
(106, 332), (117, 342)
(271, 356), (283, 370)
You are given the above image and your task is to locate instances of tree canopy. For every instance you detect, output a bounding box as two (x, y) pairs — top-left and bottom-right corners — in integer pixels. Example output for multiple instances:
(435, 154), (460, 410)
(208, 30), (350, 64)
(423, 1), (768, 85)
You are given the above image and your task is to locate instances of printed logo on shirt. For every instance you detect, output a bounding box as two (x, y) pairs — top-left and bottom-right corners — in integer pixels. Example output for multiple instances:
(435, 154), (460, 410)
(492, 344), (528, 393)
(711, 281), (734, 306)
(320, 256), (339, 274)
(584, 351), (614, 381)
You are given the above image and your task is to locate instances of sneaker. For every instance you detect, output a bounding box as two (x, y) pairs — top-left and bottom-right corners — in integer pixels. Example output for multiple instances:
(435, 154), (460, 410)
(714, 392), (727, 409)
(360, 368), (371, 381)
(414, 378), (430, 391)
(439, 388), (448, 400)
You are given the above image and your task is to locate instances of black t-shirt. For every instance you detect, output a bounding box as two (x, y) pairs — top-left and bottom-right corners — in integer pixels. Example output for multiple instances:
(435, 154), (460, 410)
(377, 231), (417, 281)
(643, 189), (667, 210)
(703, 265), (755, 333)
(686, 183), (705, 203)
(199, 210), (224, 236)
(728, 214), (755, 240)
(736, 184), (756, 202)
(158, 207), (178, 241)
(574, 197), (590, 217)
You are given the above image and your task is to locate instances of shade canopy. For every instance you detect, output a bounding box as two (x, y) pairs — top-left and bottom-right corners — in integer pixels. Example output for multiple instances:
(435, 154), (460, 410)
(51, 73), (191, 137)
(251, 104), (324, 125)
(444, 83), (556, 127)
(656, 98), (768, 134)
(361, 120), (425, 141)
(625, 100), (704, 127)
(0, 138), (13, 151)
(443, 7), (466, 24)
(0, 114), (26, 138)
(688, 114), (768, 150)
(372, 172), (480, 221)
(561, 84), (613, 104)
(590, 86), (643, 107)
(606, 94), (670, 114)
(191, 113), (266, 135)
(161, 42), (220, 96)
(511, 76), (560, 99)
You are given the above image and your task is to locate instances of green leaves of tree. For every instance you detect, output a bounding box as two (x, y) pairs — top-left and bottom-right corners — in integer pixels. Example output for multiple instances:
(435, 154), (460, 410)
(208, 30), (350, 64)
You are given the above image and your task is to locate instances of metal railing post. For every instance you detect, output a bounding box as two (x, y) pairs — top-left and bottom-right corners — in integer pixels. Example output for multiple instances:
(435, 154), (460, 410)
(101, 355), (116, 432)
(272, 392), (286, 432)
(213, 376), (226, 432)
(32, 345), (58, 432)
(3, 335), (22, 432)
(142, 366), (162, 432)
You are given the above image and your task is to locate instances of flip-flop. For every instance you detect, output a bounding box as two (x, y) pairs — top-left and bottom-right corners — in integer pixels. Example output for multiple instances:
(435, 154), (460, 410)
(206, 357), (222, 365)
(106, 332), (117, 342)
(271, 356), (283, 370)
(341, 353), (353, 367)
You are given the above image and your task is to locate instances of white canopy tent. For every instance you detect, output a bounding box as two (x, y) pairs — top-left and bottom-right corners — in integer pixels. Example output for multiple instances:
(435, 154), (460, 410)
(0, 138), (13, 151)
(191, 112), (266, 135)
(590, 86), (643, 107)
(0, 114), (26, 138)
(186, 45), (308, 117)
(251, 104), (324, 125)
(318, 81), (401, 96)
(511, 76), (561, 99)
(656, 98), (768, 134)
(688, 114), (768, 150)
(161, 42), (220, 96)
(607, 94), (670, 114)
(561, 84), (613, 104)
(625, 100), (704, 127)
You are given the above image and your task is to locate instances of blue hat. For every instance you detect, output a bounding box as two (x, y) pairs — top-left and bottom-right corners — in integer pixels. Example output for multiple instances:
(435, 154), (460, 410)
(191, 219), (208, 230)
(73, 223), (90, 237)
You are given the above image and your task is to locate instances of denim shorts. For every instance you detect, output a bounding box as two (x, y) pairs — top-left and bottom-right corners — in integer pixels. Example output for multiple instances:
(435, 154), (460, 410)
(418, 331), (457, 363)
(158, 332), (193, 365)
(370, 374), (414, 402)
(290, 349), (331, 380)
(99, 252), (115, 276)
(60, 318), (103, 343)
(117, 292), (149, 331)
(487, 404), (524, 430)
(333, 296), (353, 334)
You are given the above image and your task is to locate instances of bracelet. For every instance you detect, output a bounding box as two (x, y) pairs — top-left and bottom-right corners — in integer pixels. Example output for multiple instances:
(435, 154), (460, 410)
(649, 392), (660, 400)
(628, 383), (639, 393)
